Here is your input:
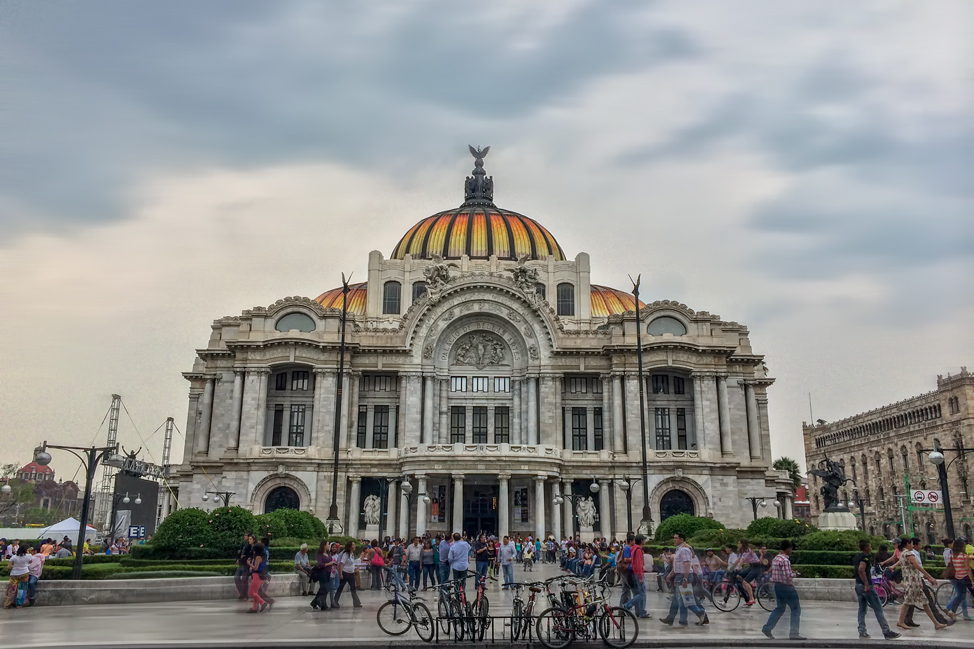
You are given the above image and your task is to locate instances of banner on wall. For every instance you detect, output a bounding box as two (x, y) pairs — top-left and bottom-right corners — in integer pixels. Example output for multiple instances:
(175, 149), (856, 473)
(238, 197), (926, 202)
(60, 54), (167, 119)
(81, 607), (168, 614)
(431, 484), (447, 522)
(514, 486), (529, 524)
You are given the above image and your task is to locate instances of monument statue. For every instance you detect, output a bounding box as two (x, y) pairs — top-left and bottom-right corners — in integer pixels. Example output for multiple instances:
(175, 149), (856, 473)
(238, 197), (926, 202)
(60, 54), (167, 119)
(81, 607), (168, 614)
(453, 333), (506, 370)
(506, 254), (541, 293)
(576, 496), (597, 528)
(808, 456), (849, 512)
(363, 494), (381, 526)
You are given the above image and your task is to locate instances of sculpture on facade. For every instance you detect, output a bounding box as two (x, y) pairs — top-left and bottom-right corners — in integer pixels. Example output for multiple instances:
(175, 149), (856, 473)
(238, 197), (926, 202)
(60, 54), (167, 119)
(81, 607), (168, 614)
(576, 496), (597, 528)
(454, 333), (506, 370)
(423, 253), (459, 301)
(363, 494), (381, 526)
(506, 254), (541, 293)
(808, 456), (849, 512)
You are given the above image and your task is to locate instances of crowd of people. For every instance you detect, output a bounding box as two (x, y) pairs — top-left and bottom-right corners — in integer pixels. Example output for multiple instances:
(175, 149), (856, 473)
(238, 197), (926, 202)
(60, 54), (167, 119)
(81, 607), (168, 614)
(0, 537), (76, 609)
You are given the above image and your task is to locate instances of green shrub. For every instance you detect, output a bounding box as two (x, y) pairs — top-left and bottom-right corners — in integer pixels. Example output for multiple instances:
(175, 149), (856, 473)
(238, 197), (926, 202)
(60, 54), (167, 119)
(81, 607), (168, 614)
(268, 536), (311, 548)
(129, 544), (231, 561)
(151, 508), (219, 552)
(686, 528), (780, 550)
(654, 514), (724, 542)
(791, 564), (855, 579)
(42, 554), (123, 566)
(254, 509), (326, 541)
(747, 517), (817, 538)
(106, 570), (221, 579)
(207, 506), (257, 547)
(120, 557), (238, 568)
(795, 530), (885, 552)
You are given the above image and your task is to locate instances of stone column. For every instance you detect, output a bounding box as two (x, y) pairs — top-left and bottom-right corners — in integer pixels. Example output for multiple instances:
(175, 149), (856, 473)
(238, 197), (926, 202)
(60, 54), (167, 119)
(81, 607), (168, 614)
(784, 496), (794, 520)
(498, 474), (510, 539)
(339, 372), (351, 450)
(562, 479), (573, 538)
(599, 480), (613, 539)
(399, 482), (411, 540)
(691, 372), (706, 452)
(346, 373), (360, 449)
(422, 376), (435, 445)
(348, 478), (361, 540)
(534, 476), (546, 540)
(195, 377), (215, 455)
(744, 381), (761, 459)
(438, 378), (450, 444)
(402, 373), (422, 447)
(311, 369), (327, 448)
(540, 375), (562, 447)
(601, 376), (612, 451)
(240, 368), (268, 451)
(624, 374), (641, 455)
(614, 481), (629, 535)
(398, 375), (410, 447)
(586, 407), (596, 452)
(551, 480), (562, 542)
(452, 475), (464, 533)
(227, 370), (244, 450)
(527, 377), (539, 445)
(612, 374), (625, 453)
(716, 374), (732, 456)
(511, 379), (522, 444)
(385, 480), (398, 540)
(416, 475), (428, 537)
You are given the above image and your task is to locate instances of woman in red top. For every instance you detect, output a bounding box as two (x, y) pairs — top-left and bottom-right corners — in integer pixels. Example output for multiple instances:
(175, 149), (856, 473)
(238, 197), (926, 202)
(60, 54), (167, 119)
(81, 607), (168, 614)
(946, 539), (973, 621)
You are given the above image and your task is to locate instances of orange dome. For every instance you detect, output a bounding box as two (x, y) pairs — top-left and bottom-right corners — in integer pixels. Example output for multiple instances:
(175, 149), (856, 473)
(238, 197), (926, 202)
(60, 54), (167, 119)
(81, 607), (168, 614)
(391, 207), (565, 262)
(590, 285), (644, 317)
(314, 282), (367, 315)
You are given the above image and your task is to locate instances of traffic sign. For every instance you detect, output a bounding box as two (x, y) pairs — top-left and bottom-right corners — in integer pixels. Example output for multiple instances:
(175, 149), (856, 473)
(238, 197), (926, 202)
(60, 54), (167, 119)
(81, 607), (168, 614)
(911, 490), (942, 504)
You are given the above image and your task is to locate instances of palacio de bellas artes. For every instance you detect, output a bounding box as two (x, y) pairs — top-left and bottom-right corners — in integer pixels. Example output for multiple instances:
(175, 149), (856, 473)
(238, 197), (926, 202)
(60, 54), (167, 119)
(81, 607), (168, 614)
(175, 147), (796, 541)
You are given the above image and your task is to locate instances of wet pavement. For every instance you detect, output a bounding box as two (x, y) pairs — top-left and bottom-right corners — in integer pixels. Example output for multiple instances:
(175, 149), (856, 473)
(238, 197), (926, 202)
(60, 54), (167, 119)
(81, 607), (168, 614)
(1, 561), (970, 647)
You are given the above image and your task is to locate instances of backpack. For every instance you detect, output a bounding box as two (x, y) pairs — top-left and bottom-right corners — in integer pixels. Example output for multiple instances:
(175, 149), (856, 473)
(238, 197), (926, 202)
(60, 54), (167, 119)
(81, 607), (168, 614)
(371, 550), (385, 567)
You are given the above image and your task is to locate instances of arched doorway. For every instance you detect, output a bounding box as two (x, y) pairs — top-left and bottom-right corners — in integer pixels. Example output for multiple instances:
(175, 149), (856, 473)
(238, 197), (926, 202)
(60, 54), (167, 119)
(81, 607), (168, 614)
(264, 486), (300, 513)
(659, 489), (695, 521)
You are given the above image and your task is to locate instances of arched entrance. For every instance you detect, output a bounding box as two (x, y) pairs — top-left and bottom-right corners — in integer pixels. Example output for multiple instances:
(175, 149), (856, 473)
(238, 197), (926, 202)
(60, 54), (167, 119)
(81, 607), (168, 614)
(264, 486), (300, 513)
(659, 489), (695, 521)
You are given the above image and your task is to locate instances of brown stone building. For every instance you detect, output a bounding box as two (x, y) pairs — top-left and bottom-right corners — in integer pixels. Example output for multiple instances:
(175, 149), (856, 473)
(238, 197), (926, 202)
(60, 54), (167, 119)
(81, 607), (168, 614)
(803, 367), (974, 541)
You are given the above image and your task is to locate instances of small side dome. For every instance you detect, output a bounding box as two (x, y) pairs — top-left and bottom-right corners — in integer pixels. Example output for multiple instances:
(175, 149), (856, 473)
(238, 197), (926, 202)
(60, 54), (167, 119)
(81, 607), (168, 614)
(314, 282), (367, 315)
(647, 316), (687, 336)
(275, 312), (316, 333)
(590, 284), (644, 317)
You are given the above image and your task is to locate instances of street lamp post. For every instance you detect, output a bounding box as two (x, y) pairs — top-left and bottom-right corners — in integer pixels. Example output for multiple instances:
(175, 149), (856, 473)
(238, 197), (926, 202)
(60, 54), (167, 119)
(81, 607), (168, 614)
(400, 480), (430, 540)
(617, 477), (642, 536)
(924, 446), (974, 539)
(629, 275), (653, 534)
(553, 482), (601, 538)
(327, 272), (352, 535)
(376, 477), (396, 539)
(744, 496), (770, 521)
(202, 490), (235, 508)
(34, 441), (118, 580)
(848, 491), (867, 532)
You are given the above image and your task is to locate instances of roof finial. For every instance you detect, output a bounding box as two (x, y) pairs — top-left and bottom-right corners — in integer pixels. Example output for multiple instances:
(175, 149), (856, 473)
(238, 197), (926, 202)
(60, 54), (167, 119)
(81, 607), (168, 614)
(463, 145), (494, 206)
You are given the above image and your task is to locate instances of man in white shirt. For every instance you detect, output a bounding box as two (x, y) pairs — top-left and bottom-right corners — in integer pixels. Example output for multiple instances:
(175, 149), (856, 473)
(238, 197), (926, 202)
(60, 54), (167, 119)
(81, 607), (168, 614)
(660, 533), (707, 626)
(499, 536), (517, 588)
(447, 533), (471, 592)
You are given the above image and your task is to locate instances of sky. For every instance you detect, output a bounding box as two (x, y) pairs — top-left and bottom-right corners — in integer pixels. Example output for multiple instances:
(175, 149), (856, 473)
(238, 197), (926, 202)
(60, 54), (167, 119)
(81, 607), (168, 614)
(1, 1), (971, 482)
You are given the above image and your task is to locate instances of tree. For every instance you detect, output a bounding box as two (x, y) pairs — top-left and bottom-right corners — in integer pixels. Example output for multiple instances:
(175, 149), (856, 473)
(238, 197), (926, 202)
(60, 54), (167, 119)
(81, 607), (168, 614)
(774, 456), (803, 487)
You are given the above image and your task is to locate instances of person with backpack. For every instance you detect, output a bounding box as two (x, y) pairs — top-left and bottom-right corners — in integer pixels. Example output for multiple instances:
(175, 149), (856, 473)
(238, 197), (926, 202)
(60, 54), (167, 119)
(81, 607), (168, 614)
(621, 535), (648, 618)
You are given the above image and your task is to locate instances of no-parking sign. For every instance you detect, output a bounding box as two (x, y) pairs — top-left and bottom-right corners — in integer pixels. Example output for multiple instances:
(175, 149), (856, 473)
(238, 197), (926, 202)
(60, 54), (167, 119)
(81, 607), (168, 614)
(911, 490), (942, 504)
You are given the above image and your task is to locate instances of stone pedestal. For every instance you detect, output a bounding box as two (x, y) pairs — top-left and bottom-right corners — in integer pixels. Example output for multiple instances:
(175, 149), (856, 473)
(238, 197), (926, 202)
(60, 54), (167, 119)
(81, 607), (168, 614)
(579, 526), (595, 543)
(365, 524), (380, 538)
(818, 510), (858, 531)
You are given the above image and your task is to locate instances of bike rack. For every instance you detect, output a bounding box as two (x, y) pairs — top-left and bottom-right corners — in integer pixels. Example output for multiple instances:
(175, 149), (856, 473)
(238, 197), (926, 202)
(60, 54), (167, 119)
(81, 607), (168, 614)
(432, 615), (536, 644)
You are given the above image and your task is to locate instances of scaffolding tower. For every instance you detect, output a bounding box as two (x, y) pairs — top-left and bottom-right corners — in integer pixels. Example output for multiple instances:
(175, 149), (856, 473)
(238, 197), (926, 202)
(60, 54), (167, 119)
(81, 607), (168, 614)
(94, 394), (122, 530)
(157, 417), (174, 525)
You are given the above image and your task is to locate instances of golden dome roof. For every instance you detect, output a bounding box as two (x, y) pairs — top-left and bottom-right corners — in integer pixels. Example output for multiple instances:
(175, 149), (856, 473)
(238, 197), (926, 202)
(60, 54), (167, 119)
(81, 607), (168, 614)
(314, 282), (367, 314)
(590, 284), (644, 317)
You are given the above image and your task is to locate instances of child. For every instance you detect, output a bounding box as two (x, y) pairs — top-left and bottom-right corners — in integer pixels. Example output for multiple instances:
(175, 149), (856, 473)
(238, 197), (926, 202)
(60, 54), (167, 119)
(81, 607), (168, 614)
(523, 543), (535, 571)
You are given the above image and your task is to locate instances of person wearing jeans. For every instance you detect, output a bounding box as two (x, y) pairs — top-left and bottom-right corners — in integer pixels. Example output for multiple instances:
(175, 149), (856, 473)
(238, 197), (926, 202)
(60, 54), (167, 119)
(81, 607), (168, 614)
(854, 540), (899, 639)
(946, 539), (974, 620)
(335, 542), (363, 608)
(622, 535), (647, 618)
(499, 536), (516, 589)
(438, 537), (453, 586)
(660, 533), (707, 626)
(406, 537), (423, 591)
(234, 533), (255, 600)
(762, 540), (804, 640)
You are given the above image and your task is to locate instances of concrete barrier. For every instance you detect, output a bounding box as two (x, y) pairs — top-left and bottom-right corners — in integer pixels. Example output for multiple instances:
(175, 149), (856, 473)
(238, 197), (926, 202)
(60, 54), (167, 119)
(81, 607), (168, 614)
(34, 574), (302, 606)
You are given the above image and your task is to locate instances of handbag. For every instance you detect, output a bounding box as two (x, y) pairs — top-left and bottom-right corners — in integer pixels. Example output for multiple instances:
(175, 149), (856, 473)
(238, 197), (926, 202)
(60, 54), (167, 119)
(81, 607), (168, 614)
(943, 561), (955, 580)
(16, 580), (28, 607)
(371, 551), (385, 567)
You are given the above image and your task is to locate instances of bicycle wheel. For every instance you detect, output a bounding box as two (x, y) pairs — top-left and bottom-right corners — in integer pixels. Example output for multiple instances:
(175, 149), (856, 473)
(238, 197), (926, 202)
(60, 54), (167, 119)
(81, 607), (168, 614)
(511, 599), (525, 640)
(411, 601), (435, 642)
(471, 596), (490, 641)
(376, 600), (412, 636)
(437, 596), (451, 635)
(598, 606), (638, 649)
(936, 582), (954, 609)
(874, 585), (889, 607)
(536, 607), (575, 649)
(710, 582), (741, 612)
(450, 599), (466, 641)
(756, 582), (776, 612)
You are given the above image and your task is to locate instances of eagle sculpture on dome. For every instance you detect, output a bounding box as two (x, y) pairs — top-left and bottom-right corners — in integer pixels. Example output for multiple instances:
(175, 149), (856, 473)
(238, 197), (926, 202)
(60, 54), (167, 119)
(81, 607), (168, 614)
(469, 145), (490, 163)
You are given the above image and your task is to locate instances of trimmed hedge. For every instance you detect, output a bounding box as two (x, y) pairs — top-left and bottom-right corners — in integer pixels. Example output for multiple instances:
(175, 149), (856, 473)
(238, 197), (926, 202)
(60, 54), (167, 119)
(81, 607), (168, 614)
(791, 564), (855, 579)
(796, 530), (885, 552)
(106, 570), (221, 579)
(746, 517), (817, 538)
(42, 554), (124, 566)
(654, 514), (724, 542)
(41, 560), (295, 580)
(129, 544), (230, 561)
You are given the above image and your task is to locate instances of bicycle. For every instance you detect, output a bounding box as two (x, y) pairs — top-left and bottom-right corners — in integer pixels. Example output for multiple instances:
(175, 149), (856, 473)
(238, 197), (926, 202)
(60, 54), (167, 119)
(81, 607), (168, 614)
(510, 580), (546, 641)
(376, 566), (434, 642)
(536, 573), (637, 649)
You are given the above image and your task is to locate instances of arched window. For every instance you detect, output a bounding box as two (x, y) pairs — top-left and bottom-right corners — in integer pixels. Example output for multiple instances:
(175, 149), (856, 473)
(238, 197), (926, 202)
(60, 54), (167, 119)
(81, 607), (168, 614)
(869, 526), (875, 536)
(850, 457), (857, 482)
(861, 454), (869, 481)
(901, 446), (909, 472)
(887, 448), (895, 472)
(535, 283), (546, 299)
(556, 283), (575, 316)
(916, 443), (924, 469)
(933, 438), (942, 451)
(412, 281), (428, 301)
(275, 312), (316, 333)
(659, 489), (695, 521)
(878, 485), (885, 503)
(965, 524), (973, 540)
(647, 316), (687, 336)
(874, 452), (882, 478)
(383, 281), (402, 314)
(264, 486), (300, 513)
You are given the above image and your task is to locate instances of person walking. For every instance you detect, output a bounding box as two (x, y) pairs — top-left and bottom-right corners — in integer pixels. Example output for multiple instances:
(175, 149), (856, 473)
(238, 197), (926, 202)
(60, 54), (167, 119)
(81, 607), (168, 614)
(761, 540), (805, 640)
(945, 538), (973, 621)
(660, 533), (707, 626)
(447, 532), (471, 593)
(622, 535), (647, 619)
(895, 537), (946, 631)
(854, 540), (900, 639)
(420, 540), (437, 589)
(4, 545), (30, 608)
(312, 540), (336, 611)
(499, 536), (516, 588)
(247, 542), (270, 613)
(474, 534), (490, 585)
(406, 537), (423, 591)
(234, 533), (255, 600)
(335, 541), (363, 608)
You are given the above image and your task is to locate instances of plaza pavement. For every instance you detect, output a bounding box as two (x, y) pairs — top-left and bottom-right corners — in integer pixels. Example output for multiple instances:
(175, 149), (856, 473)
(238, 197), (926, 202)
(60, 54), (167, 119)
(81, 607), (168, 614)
(0, 561), (970, 648)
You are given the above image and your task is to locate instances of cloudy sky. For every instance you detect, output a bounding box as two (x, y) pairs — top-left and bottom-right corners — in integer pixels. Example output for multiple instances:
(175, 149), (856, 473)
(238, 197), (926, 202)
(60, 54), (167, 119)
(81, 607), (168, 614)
(1, 1), (971, 481)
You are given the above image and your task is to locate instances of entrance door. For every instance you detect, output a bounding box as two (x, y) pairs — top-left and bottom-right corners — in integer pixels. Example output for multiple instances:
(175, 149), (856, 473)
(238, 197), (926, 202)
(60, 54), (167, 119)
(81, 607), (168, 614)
(463, 485), (498, 537)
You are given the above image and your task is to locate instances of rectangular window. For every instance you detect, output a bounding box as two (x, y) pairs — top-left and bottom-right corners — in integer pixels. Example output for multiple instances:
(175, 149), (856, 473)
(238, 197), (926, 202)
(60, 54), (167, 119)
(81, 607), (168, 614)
(567, 377), (587, 394)
(472, 406), (488, 443)
(591, 378), (604, 394)
(655, 407), (671, 450)
(271, 405), (284, 446)
(291, 370), (309, 391)
(362, 375), (395, 392)
(673, 377), (685, 395)
(471, 376), (489, 392)
(450, 406), (466, 443)
(594, 407), (604, 451)
(676, 408), (687, 450)
(372, 405), (389, 449)
(356, 405), (367, 448)
(494, 406), (510, 443)
(652, 375), (669, 394)
(494, 377), (510, 393)
(451, 376), (467, 392)
(288, 404), (306, 446)
(572, 407), (588, 451)
(275, 373), (288, 391)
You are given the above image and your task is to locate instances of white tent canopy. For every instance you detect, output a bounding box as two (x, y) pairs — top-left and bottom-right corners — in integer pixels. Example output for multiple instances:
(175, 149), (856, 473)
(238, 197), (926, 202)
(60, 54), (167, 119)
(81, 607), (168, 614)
(38, 518), (98, 545)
